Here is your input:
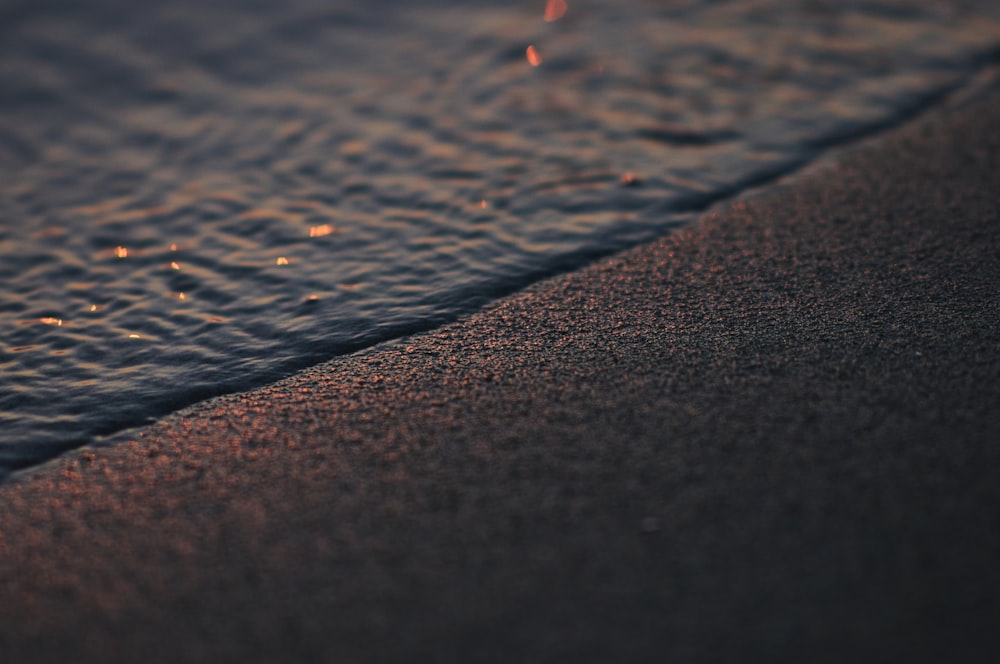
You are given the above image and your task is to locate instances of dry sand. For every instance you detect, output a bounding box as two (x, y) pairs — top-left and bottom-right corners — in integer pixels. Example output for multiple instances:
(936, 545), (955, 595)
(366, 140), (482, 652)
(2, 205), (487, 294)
(1, 82), (999, 663)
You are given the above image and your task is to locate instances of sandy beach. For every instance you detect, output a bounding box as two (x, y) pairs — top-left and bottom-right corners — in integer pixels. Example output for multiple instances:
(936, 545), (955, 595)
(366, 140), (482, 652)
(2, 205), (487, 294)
(1, 77), (998, 663)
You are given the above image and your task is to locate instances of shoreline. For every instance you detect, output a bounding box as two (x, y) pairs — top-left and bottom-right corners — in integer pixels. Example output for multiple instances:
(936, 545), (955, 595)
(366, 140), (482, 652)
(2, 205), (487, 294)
(2, 81), (999, 662)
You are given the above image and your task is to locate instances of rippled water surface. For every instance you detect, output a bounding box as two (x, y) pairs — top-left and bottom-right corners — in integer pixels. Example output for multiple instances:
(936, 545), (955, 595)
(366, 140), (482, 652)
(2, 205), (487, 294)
(1, 0), (999, 470)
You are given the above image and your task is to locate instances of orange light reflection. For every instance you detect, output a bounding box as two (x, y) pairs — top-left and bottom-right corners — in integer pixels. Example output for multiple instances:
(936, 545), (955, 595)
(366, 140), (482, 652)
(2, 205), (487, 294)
(544, 0), (568, 22)
(526, 45), (542, 67)
(309, 224), (337, 238)
(620, 172), (640, 186)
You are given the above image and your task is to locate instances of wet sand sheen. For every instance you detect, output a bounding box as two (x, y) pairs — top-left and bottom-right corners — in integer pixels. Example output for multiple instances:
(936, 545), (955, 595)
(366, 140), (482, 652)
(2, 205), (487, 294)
(1, 82), (999, 662)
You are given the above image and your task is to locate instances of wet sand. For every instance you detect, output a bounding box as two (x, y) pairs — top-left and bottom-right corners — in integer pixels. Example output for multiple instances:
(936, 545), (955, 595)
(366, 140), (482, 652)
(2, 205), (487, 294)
(2, 82), (999, 663)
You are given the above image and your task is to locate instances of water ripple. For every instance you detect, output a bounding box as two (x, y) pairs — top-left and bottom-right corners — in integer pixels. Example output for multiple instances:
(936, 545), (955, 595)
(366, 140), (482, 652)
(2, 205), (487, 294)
(1, 0), (999, 470)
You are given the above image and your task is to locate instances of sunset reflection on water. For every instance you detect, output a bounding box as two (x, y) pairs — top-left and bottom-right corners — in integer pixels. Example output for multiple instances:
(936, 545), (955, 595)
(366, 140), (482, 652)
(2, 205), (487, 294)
(544, 0), (569, 23)
(1, 0), (998, 467)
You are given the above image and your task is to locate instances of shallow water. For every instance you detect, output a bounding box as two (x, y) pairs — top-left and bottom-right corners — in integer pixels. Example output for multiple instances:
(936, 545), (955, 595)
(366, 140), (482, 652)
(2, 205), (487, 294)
(1, 0), (998, 471)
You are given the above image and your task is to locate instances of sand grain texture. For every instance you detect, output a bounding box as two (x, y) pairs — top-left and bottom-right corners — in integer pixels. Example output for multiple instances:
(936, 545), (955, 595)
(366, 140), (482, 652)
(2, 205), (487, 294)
(1, 87), (999, 663)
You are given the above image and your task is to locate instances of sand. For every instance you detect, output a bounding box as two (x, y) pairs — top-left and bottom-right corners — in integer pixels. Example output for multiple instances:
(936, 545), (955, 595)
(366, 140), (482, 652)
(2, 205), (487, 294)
(1, 79), (999, 663)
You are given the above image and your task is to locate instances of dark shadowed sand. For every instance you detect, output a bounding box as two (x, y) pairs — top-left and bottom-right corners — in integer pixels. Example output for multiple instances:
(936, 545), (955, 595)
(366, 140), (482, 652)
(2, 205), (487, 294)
(1, 81), (999, 663)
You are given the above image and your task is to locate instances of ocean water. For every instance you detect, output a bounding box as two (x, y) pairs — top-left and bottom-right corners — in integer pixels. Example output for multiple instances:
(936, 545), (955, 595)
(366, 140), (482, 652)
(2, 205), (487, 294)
(1, 0), (998, 472)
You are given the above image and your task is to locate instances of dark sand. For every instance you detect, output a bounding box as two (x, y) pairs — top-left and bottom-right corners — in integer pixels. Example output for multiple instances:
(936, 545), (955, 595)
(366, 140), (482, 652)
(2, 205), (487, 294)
(2, 82), (999, 663)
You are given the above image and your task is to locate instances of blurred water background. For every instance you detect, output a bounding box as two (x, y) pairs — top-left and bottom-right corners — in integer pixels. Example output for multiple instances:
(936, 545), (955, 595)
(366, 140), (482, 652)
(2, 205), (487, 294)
(1, 0), (998, 472)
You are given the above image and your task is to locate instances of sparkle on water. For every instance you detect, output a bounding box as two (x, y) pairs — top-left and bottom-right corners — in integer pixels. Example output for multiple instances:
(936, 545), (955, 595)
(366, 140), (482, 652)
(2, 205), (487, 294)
(1, 0), (999, 470)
